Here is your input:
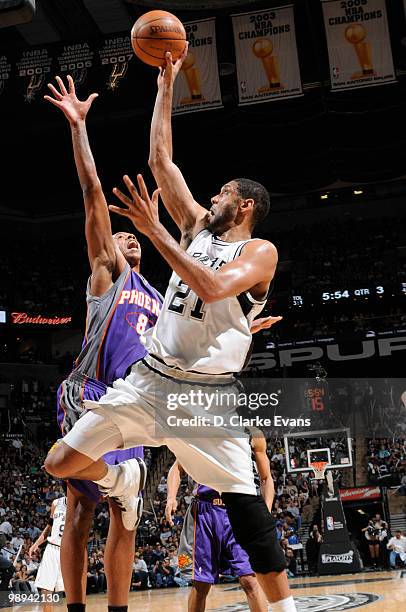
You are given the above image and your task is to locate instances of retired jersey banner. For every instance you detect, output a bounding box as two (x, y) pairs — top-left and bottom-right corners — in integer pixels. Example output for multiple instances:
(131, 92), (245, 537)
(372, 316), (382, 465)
(231, 5), (303, 105)
(322, 0), (395, 91)
(172, 18), (222, 115)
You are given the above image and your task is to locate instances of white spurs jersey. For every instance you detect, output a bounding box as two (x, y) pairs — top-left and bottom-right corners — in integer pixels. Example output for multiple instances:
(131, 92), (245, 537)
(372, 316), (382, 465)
(143, 229), (269, 375)
(47, 497), (67, 546)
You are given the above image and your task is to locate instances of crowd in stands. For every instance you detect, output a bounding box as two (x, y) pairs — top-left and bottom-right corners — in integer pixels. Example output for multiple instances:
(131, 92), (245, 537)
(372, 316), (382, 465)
(367, 438), (406, 488)
(2, 430), (406, 599)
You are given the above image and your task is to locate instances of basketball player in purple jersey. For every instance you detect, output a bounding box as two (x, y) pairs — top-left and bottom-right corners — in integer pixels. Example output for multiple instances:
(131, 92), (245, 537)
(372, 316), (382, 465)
(44, 75), (162, 612)
(166, 431), (274, 612)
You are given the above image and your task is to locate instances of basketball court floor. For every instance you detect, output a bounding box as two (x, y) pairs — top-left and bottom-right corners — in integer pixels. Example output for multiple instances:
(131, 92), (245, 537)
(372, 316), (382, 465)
(5, 570), (406, 611)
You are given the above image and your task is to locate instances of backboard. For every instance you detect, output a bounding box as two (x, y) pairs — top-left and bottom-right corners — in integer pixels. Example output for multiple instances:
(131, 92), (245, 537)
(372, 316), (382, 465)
(283, 428), (353, 474)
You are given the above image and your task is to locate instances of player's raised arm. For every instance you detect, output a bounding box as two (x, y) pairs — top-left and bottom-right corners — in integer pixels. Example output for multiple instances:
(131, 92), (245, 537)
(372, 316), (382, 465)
(148, 50), (207, 239)
(251, 433), (274, 513)
(44, 75), (125, 295)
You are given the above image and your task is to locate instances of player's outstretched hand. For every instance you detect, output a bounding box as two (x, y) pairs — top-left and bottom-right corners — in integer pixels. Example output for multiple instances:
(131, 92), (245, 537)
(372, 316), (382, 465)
(157, 43), (189, 88)
(250, 315), (283, 335)
(165, 498), (178, 527)
(28, 544), (37, 559)
(44, 75), (98, 125)
(110, 174), (161, 236)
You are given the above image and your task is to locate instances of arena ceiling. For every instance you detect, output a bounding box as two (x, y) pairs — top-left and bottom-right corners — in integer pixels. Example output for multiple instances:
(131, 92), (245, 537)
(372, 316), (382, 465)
(1, 0), (406, 216)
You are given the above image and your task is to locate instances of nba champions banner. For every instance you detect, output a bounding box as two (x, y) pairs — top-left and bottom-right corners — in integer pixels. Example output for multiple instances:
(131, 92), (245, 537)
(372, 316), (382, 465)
(321, 0), (396, 91)
(231, 5), (303, 105)
(172, 18), (223, 115)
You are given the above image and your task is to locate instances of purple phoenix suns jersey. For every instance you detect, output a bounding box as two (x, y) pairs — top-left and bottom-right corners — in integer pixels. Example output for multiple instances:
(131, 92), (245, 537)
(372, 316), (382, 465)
(58, 263), (162, 434)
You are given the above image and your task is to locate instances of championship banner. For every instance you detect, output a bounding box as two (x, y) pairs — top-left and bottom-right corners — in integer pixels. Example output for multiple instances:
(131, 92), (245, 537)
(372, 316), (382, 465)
(172, 18), (222, 115)
(56, 42), (94, 91)
(98, 35), (133, 92)
(0, 53), (11, 98)
(231, 5), (303, 105)
(321, 0), (396, 91)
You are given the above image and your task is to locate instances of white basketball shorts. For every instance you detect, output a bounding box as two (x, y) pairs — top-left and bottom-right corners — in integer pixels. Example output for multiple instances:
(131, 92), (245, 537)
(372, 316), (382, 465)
(35, 543), (64, 592)
(62, 355), (256, 495)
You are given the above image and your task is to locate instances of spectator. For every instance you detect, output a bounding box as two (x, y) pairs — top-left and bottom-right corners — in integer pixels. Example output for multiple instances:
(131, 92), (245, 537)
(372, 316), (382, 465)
(387, 530), (406, 569)
(153, 558), (175, 588)
(132, 553), (149, 590)
(306, 525), (323, 575)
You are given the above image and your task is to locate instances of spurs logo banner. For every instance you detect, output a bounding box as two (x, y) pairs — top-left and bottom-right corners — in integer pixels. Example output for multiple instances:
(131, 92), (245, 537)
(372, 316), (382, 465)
(98, 36), (133, 92)
(321, 0), (396, 91)
(231, 5), (303, 105)
(172, 18), (223, 115)
(17, 48), (53, 102)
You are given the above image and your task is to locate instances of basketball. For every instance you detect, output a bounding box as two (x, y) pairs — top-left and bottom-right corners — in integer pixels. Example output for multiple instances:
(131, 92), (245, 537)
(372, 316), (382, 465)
(131, 10), (187, 68)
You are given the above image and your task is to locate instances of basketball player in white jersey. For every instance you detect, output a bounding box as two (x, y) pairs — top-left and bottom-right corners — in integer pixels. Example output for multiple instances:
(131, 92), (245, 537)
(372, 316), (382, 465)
(29, 495), (66, 599)
(45, 49), (296, 612)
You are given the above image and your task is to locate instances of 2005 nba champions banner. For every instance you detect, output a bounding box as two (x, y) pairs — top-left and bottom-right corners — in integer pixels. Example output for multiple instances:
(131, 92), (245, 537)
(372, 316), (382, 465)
(172, 18), (222, 115)
(321, 0), (396, 91)
(231, 5), (303, 105)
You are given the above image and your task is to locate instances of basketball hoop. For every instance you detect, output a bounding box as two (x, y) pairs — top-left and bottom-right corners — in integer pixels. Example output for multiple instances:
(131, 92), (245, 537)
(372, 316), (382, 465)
(309, 461), (328, 480)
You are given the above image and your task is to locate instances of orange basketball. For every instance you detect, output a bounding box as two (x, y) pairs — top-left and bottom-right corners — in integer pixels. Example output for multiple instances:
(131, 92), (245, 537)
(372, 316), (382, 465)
(131, 10), (187, 68)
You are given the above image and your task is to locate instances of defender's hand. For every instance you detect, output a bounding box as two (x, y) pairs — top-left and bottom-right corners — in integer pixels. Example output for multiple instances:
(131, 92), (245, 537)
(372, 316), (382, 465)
(44, 75), (98, 124)
(110, 174), (161, 236)
(250, 315), (283, 335)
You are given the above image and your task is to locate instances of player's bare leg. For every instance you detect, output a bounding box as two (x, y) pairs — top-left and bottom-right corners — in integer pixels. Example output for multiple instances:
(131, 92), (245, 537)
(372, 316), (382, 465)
(104, 499), (135, 606)
(256, 571), (293, 611)
(45, 441), (108, 481)
(239, 575), (268, 612)
(61, 485), (95, 605)
(39, 588), (54, 612)
(188, 581), (211, 612)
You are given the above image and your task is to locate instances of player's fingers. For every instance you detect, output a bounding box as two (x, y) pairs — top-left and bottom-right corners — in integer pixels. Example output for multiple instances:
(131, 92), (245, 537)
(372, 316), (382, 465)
(108, 205), (130, 218)
(123, 175), (141, 202)
(46, 83), (63, 99)
(67, 74), (75, 94)
(152, 187), (161, 204)
(87, 93), (99, 105)
(55, 75), (68, 95)
(112, 186), (133, 208)
(136, 174), (151, 202)
(178, 42), (189, 64)
(165, 51), (173, 69)
(43, 95), (63, 107)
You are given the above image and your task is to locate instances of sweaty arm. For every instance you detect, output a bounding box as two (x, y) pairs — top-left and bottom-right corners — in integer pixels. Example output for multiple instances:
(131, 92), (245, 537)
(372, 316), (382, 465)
(71, 121), (126, 294)
(252, 433), (274, 513)
(44, 75), (125, 295)
(147, 225), (277, 303)
(148, 62), (207, 240)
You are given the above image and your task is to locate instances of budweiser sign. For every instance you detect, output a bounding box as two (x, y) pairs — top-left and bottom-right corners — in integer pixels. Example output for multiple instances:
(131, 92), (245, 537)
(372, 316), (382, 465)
(11, 312), (72, 325)
(339, 487), (381, 502)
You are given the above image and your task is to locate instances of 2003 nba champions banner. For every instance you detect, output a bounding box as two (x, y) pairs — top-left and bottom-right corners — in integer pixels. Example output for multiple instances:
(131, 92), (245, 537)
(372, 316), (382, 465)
(231, 5), (303, 105)
(172, 18), (222, 115)
(321, 0), (396, 91)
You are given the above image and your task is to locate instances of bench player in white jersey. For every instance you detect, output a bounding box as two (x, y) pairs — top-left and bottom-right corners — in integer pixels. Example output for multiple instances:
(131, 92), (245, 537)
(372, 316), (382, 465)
(29, 496), (66, 598)
(45, 49), (296, 612)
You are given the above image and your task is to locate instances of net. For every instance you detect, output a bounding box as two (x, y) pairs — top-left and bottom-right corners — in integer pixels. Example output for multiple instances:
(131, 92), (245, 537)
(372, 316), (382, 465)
(309, 461), (328, 480)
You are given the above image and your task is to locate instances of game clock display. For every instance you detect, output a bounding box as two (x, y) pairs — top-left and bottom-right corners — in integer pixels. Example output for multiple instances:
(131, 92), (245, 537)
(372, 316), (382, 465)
(291, 283), (406, 308)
